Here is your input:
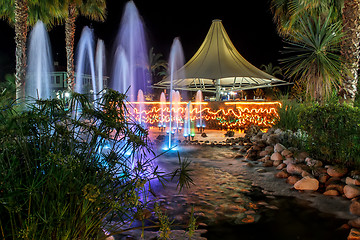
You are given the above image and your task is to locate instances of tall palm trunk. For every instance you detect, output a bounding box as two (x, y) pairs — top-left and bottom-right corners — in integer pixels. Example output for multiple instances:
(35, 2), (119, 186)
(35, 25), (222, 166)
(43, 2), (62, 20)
(14, 0), (28, 100)
(65, 3), (76, 91)
(340, 0), (360, 103)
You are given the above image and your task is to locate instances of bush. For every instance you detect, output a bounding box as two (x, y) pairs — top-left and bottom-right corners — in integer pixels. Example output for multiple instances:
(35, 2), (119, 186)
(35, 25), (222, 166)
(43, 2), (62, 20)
(0, 90), (192, 239)
(274, 98), (304, 131)
(299, 102), (360, 167)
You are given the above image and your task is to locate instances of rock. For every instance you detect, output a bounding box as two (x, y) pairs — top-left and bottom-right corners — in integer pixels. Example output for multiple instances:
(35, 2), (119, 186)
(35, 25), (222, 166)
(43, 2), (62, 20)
(201, 132), (207, 137)
(305, 158), (323, 168)
(347, 177), (360, 186)
(259, 150), (270, 157)
(325, 178), (345, 194)
(245, 162), (254, 167)
(349, 218), (360, 228)
(252, 145), (262, 151)
(311, 167), (328, 178)
(264, 145), (274, 153)
(276, 163), (287, 170)
(286, 163), (304, 175)
(318, 174), (330, 184)
(350, 200), (360, 216)
(273, 159), (283, 167)
(245, 150), (258, 160)
(283, 158), (296, 165)
(287, 175), (301, 185)
(294, 176), (319, 191)
(234, 154), (244, 159)
(296, 151), (309, 162)
(281, 149), (293, 158)
(263, 160), (274, 167)
(256, 168), (266, 173)
(345, 185), (360, 199)
(301, 171), (312, 177)
(270, 152), (283, 161)
(348, 228), (360, 240)
(266, 134), (280, 146)
(276, 169), (290, 179)
(274, 143), (286, 153)
(327, 166), (348, 178)
(323, 189), (340, 196)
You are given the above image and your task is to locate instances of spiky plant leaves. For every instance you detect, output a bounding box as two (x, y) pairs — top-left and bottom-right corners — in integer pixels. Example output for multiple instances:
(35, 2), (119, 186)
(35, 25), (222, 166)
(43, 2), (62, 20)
(281, 12), (345, 102)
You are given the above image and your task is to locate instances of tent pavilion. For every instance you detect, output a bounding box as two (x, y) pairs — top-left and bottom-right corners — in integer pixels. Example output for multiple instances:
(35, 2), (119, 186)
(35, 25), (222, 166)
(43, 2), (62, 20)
(153, 19), (291, 100)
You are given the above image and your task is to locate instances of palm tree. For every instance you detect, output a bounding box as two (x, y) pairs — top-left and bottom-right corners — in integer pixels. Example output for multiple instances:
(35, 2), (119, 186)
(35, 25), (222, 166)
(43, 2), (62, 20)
(64, 0), (106, 91)
(260, 62), (283, 77)
(281, 13), (345, 102)
(271, 0), (343, 38)
(149, 47), (167, 84)
(0, 0), (63, 100)
(339, 0), (360, 102)
(271, 0), (360, 103)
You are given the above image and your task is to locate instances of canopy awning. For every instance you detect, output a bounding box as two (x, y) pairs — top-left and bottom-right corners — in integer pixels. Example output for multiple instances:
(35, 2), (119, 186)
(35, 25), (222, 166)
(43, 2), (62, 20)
(154, 19), (290, 94)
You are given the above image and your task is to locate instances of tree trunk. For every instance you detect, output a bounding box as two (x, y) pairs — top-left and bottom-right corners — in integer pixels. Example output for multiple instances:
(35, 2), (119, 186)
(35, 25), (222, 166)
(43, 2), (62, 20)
(14, 0), (28, 100)
(65, 3), (76, 91)
(340, 0), (360, 103)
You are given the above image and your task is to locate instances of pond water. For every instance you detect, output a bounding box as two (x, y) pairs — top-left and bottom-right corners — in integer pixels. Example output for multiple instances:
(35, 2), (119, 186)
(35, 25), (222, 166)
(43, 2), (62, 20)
(148, 140), (348, 240)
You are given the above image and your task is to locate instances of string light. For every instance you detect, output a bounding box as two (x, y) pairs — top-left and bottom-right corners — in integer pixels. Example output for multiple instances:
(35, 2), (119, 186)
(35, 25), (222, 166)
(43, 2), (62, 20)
(129, 101), (281, 128)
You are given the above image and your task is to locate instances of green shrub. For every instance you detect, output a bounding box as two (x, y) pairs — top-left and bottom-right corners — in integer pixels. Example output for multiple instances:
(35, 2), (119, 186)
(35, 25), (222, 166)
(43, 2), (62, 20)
(299, 102), (360, 167)
(0, 90), (192, 239)
(274, 98), (304, 131)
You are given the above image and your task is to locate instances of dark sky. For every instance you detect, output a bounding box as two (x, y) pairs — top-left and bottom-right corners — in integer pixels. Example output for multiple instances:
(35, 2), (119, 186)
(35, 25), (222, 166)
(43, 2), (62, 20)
(0, 0), (283, 78)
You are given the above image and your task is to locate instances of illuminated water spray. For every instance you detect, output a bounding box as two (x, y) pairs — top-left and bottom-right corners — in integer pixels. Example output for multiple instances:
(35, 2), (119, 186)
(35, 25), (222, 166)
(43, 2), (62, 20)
(137, 89), (145, 126)
(167, 38), (185, 149)
(196, 90), (205, 129)
(95, 39), (105, 100)
(112, 1), (149, 102)
(26, 21), (53, 100)
(75, 27), (96, 100)
(160, 92), (166, 128)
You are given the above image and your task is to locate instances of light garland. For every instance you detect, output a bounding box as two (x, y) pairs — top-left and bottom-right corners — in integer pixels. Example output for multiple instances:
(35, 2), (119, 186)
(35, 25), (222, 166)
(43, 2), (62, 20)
(129, 101), (281, 129)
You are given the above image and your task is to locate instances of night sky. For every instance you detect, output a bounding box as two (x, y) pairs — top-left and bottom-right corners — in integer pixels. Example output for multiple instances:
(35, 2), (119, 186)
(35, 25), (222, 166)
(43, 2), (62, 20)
(0, 0), (283, 79)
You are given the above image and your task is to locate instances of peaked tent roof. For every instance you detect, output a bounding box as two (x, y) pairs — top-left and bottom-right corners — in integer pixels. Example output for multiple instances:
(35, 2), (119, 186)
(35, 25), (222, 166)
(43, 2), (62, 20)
(154, 19), (290, 93)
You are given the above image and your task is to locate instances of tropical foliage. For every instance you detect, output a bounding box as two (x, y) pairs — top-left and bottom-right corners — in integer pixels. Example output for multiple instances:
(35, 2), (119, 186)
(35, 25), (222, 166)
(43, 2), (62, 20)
(260, 62), (283, 77)
(280, 13), (345, 102)
(63, 0), (106, 91)
(0, 90), (194, 239)
(299, 100), (360, 167)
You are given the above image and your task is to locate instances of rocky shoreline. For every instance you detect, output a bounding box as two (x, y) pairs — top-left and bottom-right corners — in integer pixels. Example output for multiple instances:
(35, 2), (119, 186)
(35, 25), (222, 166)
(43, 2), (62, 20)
(179, 128), (360, 240)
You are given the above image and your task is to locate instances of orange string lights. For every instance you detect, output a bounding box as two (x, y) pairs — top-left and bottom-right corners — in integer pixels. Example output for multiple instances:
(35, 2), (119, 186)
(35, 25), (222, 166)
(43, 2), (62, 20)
(130, 101), (281, 129)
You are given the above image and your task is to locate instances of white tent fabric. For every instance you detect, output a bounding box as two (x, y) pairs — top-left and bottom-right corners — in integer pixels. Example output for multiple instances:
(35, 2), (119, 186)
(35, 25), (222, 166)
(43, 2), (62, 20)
(154, 19), (290, 94)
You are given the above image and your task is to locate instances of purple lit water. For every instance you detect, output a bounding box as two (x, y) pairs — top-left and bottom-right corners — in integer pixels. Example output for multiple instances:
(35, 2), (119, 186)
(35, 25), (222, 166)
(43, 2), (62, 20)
(137, 89), (145, 126)
(112, 1), (149, 102)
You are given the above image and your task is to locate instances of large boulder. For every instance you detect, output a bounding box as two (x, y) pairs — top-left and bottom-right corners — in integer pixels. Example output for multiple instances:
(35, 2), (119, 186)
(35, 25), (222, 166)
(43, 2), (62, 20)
(294, 176), (319, 191)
